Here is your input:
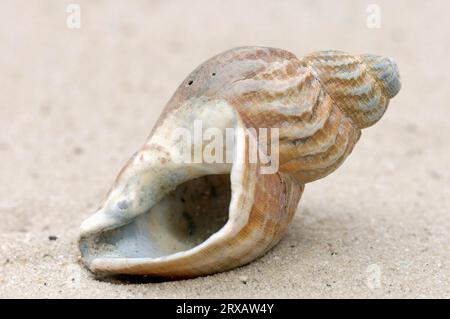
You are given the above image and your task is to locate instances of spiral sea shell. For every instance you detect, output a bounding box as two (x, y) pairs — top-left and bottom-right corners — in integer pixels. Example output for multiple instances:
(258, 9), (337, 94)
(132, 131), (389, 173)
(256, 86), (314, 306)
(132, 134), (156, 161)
(79, 47), (401, 278)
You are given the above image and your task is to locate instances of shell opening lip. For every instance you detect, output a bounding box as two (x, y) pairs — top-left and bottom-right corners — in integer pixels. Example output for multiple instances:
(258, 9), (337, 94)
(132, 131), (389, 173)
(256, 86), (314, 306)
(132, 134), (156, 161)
(79, 125), (252, 274)
(80, 174), (231, 266)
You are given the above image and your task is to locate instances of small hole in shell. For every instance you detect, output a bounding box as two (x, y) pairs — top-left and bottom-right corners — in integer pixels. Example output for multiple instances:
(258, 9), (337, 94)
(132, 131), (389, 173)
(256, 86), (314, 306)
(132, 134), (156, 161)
(188, 80), (193, 86)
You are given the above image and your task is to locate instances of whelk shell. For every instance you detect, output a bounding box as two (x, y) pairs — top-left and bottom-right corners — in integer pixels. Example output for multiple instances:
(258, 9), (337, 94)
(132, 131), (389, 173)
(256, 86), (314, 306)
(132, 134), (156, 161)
(79, 47), (401, 278)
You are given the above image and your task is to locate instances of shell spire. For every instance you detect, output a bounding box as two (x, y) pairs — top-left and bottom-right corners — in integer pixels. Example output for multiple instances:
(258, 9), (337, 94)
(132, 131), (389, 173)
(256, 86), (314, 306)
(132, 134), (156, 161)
(300, 50), (401, 129)
(79, 47), (401, 278)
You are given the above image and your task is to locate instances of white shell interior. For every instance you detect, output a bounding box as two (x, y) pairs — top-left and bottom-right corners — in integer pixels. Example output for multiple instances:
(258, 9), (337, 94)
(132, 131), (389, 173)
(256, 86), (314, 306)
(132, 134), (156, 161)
(82, 174), (231, 260)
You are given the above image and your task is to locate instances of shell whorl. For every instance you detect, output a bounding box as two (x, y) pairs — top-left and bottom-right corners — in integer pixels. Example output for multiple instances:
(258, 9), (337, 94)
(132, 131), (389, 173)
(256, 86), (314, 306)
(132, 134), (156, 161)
(300, 50), (401, 129)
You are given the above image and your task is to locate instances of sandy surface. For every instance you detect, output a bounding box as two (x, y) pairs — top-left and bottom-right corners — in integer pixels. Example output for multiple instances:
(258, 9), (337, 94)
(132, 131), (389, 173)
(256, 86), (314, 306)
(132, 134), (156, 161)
(0, 0), (449, 298)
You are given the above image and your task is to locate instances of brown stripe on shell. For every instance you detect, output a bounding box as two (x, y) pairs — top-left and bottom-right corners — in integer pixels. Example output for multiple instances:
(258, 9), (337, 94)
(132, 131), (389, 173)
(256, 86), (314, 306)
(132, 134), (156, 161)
(299, 51), (390, 129)
(278, 97), (343, 166)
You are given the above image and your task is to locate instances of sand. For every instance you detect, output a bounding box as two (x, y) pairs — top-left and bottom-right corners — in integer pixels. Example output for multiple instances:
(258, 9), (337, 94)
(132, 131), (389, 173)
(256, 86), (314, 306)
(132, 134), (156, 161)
(0, 0), (449, 298)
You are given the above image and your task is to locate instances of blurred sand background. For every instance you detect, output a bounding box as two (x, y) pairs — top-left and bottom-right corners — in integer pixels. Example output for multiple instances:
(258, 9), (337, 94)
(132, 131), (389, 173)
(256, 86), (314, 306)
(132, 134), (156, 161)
(0, 0), (449, 298)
